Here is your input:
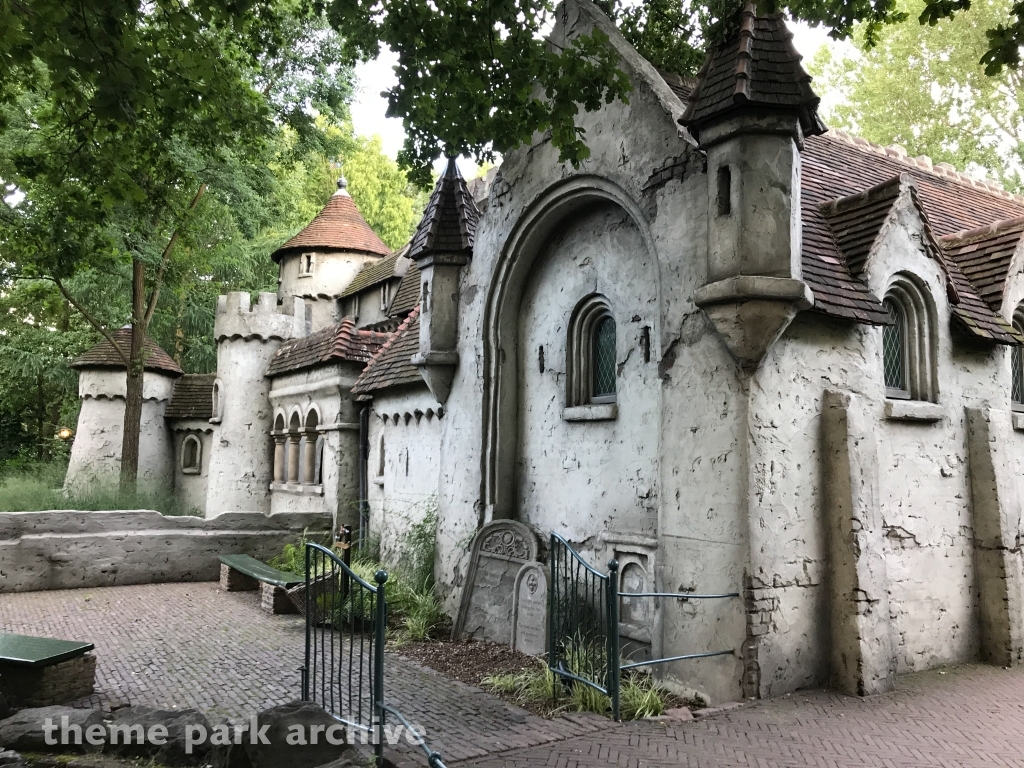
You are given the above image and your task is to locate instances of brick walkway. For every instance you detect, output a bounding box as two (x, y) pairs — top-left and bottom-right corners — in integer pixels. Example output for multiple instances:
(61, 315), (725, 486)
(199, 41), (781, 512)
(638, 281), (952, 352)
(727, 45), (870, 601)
(4, 583), (1024, 767)
(0, 583), (603, 763)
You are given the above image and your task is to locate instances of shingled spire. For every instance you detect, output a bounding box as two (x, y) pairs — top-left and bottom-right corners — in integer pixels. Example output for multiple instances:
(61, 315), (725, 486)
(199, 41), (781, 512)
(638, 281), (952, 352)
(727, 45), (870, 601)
(408, 157), (480, 403)
(679, 3), (825, 145)
(409, 157), (479, 261)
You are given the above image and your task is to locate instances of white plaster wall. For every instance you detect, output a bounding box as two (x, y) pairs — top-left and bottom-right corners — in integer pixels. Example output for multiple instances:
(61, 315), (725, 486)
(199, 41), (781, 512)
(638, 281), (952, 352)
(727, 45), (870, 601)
(516, 203), (660, 541)
(171, 423), (213, 515)
(268, 363), (363, 530)
(66, 369), (177, 495)
(279, 250), (383, 332)
(366, 386), (443, 568)
(748, 199), (997, 693)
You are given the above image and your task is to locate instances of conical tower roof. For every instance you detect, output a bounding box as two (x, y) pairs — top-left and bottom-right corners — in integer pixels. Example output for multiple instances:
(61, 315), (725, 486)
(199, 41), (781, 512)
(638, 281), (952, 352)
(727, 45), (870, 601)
(71, 328), (183, 376)
(271, 178), (391, 263)
(408, 158), (479, 260)
(679, 3), (825, 142)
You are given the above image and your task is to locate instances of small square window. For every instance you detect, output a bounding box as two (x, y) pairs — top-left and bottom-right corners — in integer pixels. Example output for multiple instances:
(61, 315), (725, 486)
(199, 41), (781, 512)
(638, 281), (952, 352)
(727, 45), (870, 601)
(298, 253), (315, 277)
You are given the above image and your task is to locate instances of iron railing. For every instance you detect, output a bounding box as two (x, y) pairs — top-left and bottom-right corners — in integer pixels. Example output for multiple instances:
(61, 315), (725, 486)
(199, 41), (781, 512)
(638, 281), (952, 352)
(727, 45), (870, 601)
(548, 533), (739, 721)
(548, 533), (621, 719)
(300, 541), (449, 768)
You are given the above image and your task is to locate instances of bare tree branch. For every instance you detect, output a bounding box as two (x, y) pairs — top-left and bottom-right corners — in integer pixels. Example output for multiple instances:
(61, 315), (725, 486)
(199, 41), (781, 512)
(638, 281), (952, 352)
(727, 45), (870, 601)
(52, 277), (129, 365)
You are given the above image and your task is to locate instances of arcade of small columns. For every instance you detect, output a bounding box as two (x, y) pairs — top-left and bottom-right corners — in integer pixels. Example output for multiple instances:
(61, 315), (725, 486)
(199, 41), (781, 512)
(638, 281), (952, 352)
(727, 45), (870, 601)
(271, 409), (323, 486)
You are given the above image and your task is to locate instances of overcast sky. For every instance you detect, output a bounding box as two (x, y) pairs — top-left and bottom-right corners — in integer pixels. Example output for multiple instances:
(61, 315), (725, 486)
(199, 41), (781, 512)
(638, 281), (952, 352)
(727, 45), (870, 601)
(350, 21), (842, 164)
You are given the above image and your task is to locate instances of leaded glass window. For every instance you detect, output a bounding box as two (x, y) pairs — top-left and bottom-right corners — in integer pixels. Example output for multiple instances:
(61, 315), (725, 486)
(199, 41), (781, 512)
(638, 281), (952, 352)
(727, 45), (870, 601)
(883, 298), (908, 397)
(592, 315), (616, 400)
(1013, 322), (1024, 409)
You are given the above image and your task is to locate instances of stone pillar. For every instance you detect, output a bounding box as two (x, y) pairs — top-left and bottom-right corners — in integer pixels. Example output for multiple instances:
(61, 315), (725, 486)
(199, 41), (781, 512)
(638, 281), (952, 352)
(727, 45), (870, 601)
(273, 437), (286, 483)
(287, 435), (301, 484)
(966, 407), (1024, 666)
(302, 432), (317, 484)
(821, 389), (895, 695)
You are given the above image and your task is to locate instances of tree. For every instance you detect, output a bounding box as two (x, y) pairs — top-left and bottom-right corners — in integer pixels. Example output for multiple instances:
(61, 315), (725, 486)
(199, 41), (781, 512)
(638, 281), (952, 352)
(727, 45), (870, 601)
(344, 136), (424, 250)
(809, 0), (1024, 192)
(0, 1), (354, 490)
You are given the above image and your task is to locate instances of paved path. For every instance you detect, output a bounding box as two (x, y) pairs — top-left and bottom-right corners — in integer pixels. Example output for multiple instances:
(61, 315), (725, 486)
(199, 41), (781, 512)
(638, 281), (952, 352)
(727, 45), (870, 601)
(0, 582), (602, 764)
(5, 583), (1024, 767)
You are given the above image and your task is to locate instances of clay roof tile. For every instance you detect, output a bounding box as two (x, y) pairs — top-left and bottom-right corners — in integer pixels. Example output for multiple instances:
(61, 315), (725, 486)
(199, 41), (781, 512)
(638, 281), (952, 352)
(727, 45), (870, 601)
(71, 328), (183, 376)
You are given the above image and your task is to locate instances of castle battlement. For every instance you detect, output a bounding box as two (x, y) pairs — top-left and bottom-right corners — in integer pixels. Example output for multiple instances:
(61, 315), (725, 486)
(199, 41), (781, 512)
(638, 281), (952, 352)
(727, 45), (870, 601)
(214, 292), (305, 342)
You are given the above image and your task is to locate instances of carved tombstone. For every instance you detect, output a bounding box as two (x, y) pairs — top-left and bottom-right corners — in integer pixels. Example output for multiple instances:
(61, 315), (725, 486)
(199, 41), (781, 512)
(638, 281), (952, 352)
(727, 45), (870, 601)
(512, 562), (549, 656)
(453, 520), (539, 643)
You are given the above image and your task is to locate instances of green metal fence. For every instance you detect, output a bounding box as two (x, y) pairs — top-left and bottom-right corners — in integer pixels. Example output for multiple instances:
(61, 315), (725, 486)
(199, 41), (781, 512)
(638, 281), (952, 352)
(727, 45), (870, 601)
(300, 542), (448, 767)
(548, 532), (739, 721)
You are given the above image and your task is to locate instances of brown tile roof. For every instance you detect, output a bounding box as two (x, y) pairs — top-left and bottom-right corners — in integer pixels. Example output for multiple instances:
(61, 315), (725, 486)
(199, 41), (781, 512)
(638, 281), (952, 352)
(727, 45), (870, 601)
(800, 132), (1024, 329)
(940, 217), (1024, 312)
(266, 317), (390, 377)
(679, 4), (825, 141)
(71, 328), (183, 376)
(408, 158), (478, 259)
(165, 374), (215, 419)
(351, 307), (424, 396)
(388, 262), (421, 318)
(819, 175), (903, 278)
(271, 180), (391, 263)
(656, 70), (696, 102)
(339, 252), (403, 299)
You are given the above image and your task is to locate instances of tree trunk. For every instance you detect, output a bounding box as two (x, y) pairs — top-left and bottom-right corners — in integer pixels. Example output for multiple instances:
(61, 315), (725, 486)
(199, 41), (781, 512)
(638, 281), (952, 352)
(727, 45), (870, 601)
(120, 258), (146, 494)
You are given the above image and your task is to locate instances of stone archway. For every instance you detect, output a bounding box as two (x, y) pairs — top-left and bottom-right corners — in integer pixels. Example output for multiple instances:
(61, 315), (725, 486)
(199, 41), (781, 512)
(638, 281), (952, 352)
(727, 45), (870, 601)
(480, 176), (663, 528)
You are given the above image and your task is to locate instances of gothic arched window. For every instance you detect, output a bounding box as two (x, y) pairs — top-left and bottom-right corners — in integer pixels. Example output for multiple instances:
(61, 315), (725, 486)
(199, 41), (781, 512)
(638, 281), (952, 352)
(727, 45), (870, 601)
(181, 435), (202, 474)
(882, 275), (936, 403)
(567, 295), (616, 407)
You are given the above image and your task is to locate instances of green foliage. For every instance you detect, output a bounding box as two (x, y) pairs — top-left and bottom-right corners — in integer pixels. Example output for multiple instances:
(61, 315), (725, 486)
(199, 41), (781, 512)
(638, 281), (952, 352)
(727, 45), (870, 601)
(344, 136), (425, 250)
(619, 673), (668, 719)
(810, 0), (1024, 191)
(0, 466), (200, 516)
(267, 528), (333, 574)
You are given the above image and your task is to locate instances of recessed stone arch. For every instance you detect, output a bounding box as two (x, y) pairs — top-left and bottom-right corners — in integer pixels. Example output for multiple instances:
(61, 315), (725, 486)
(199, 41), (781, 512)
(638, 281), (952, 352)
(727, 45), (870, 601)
(481, 175), (664, 521)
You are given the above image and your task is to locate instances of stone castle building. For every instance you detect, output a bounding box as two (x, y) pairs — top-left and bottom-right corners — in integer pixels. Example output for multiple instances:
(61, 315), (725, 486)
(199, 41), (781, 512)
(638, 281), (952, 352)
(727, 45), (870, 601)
(68, 0), (1024, 704)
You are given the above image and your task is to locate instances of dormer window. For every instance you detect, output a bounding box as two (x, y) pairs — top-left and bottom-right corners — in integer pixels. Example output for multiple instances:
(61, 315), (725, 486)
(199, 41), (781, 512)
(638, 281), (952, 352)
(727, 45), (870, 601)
(882, 275), (936, 403)
(380, 281), (392, 312)
(299, 253), (315, 277)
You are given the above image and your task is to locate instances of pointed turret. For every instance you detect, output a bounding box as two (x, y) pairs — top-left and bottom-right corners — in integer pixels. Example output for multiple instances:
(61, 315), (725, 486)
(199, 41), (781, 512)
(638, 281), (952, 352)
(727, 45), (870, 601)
(273, 177), (392, 333)
(409, 158), (479, 403)
(680, 4), (821, 370)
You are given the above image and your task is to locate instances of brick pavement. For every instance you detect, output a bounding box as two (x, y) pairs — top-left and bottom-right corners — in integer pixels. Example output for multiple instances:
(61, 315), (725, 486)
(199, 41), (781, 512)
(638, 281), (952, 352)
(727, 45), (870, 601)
(0, 582), (603, 764)
(5, 583), (1024, 768)
(454, 665), (1024, 767)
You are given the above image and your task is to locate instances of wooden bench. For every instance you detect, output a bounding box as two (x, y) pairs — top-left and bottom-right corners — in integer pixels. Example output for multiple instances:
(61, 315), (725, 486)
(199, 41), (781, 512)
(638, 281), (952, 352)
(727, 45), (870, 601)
(218, 554), (303, 614)
(0, 632), (96, 707)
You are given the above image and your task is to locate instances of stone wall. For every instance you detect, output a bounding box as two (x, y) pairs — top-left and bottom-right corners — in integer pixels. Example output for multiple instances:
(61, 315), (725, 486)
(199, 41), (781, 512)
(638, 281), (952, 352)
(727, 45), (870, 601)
(0, 509), (330, 593)
(366, 386), (443, 565)
(268, 363), (364, 530)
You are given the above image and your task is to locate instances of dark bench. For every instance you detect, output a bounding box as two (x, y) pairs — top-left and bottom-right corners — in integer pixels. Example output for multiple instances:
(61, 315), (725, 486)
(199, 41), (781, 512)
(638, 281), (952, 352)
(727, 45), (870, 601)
(0, 632), (96, 707)
(218, 554), (302, 614)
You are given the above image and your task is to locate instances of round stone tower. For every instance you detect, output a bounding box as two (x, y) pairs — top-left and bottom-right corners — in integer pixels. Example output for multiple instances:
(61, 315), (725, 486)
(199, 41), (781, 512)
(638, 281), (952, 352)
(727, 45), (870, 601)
(272, 177), (392, 332)
(204, 291), (305, 516)
(66, 329), (182, 496)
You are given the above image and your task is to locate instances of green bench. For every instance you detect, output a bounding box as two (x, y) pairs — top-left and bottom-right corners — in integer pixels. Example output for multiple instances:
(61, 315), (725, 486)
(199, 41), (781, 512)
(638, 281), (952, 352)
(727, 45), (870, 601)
(218, 554), (302, 614)
(0, 632), (96, 707)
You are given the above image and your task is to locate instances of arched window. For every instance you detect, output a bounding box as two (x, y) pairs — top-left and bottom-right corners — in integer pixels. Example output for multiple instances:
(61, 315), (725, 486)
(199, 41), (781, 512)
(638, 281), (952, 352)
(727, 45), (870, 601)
(302, 409), (320, 485)
(567, 295), (617, 407)
(1012, 308), (1024, 411)
(272, 414), (286, 484)
(211, 379), (224, 423)
(882, 275), (936, 403)
(376, 433), (385, 480)
(181, 435), (202, 474)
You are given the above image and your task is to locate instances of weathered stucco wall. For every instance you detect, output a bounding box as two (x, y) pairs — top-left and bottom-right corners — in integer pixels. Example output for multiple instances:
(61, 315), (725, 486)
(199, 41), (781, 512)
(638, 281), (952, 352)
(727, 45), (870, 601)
(0, 509), (330, 593)
(278, 249), (381, 331)
(66, 369), (178, 495)
(171, 423), (213, 515)
(367, 386), (443, 565)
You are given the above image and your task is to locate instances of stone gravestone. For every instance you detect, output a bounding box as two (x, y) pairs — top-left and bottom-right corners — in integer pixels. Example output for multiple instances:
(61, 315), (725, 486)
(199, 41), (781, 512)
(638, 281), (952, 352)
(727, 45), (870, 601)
(512, 562), (548, 656)
(453, 520), (539, 644)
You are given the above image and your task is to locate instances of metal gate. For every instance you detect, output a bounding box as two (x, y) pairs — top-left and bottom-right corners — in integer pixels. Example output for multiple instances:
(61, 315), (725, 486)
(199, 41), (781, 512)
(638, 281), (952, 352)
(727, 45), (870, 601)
(548, 533), (739, 721)
(299, 542), (448, 767)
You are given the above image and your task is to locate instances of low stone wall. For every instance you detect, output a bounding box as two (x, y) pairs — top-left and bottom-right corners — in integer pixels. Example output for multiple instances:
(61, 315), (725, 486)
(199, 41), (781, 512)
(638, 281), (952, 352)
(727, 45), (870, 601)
(0, 509), (330, 593)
